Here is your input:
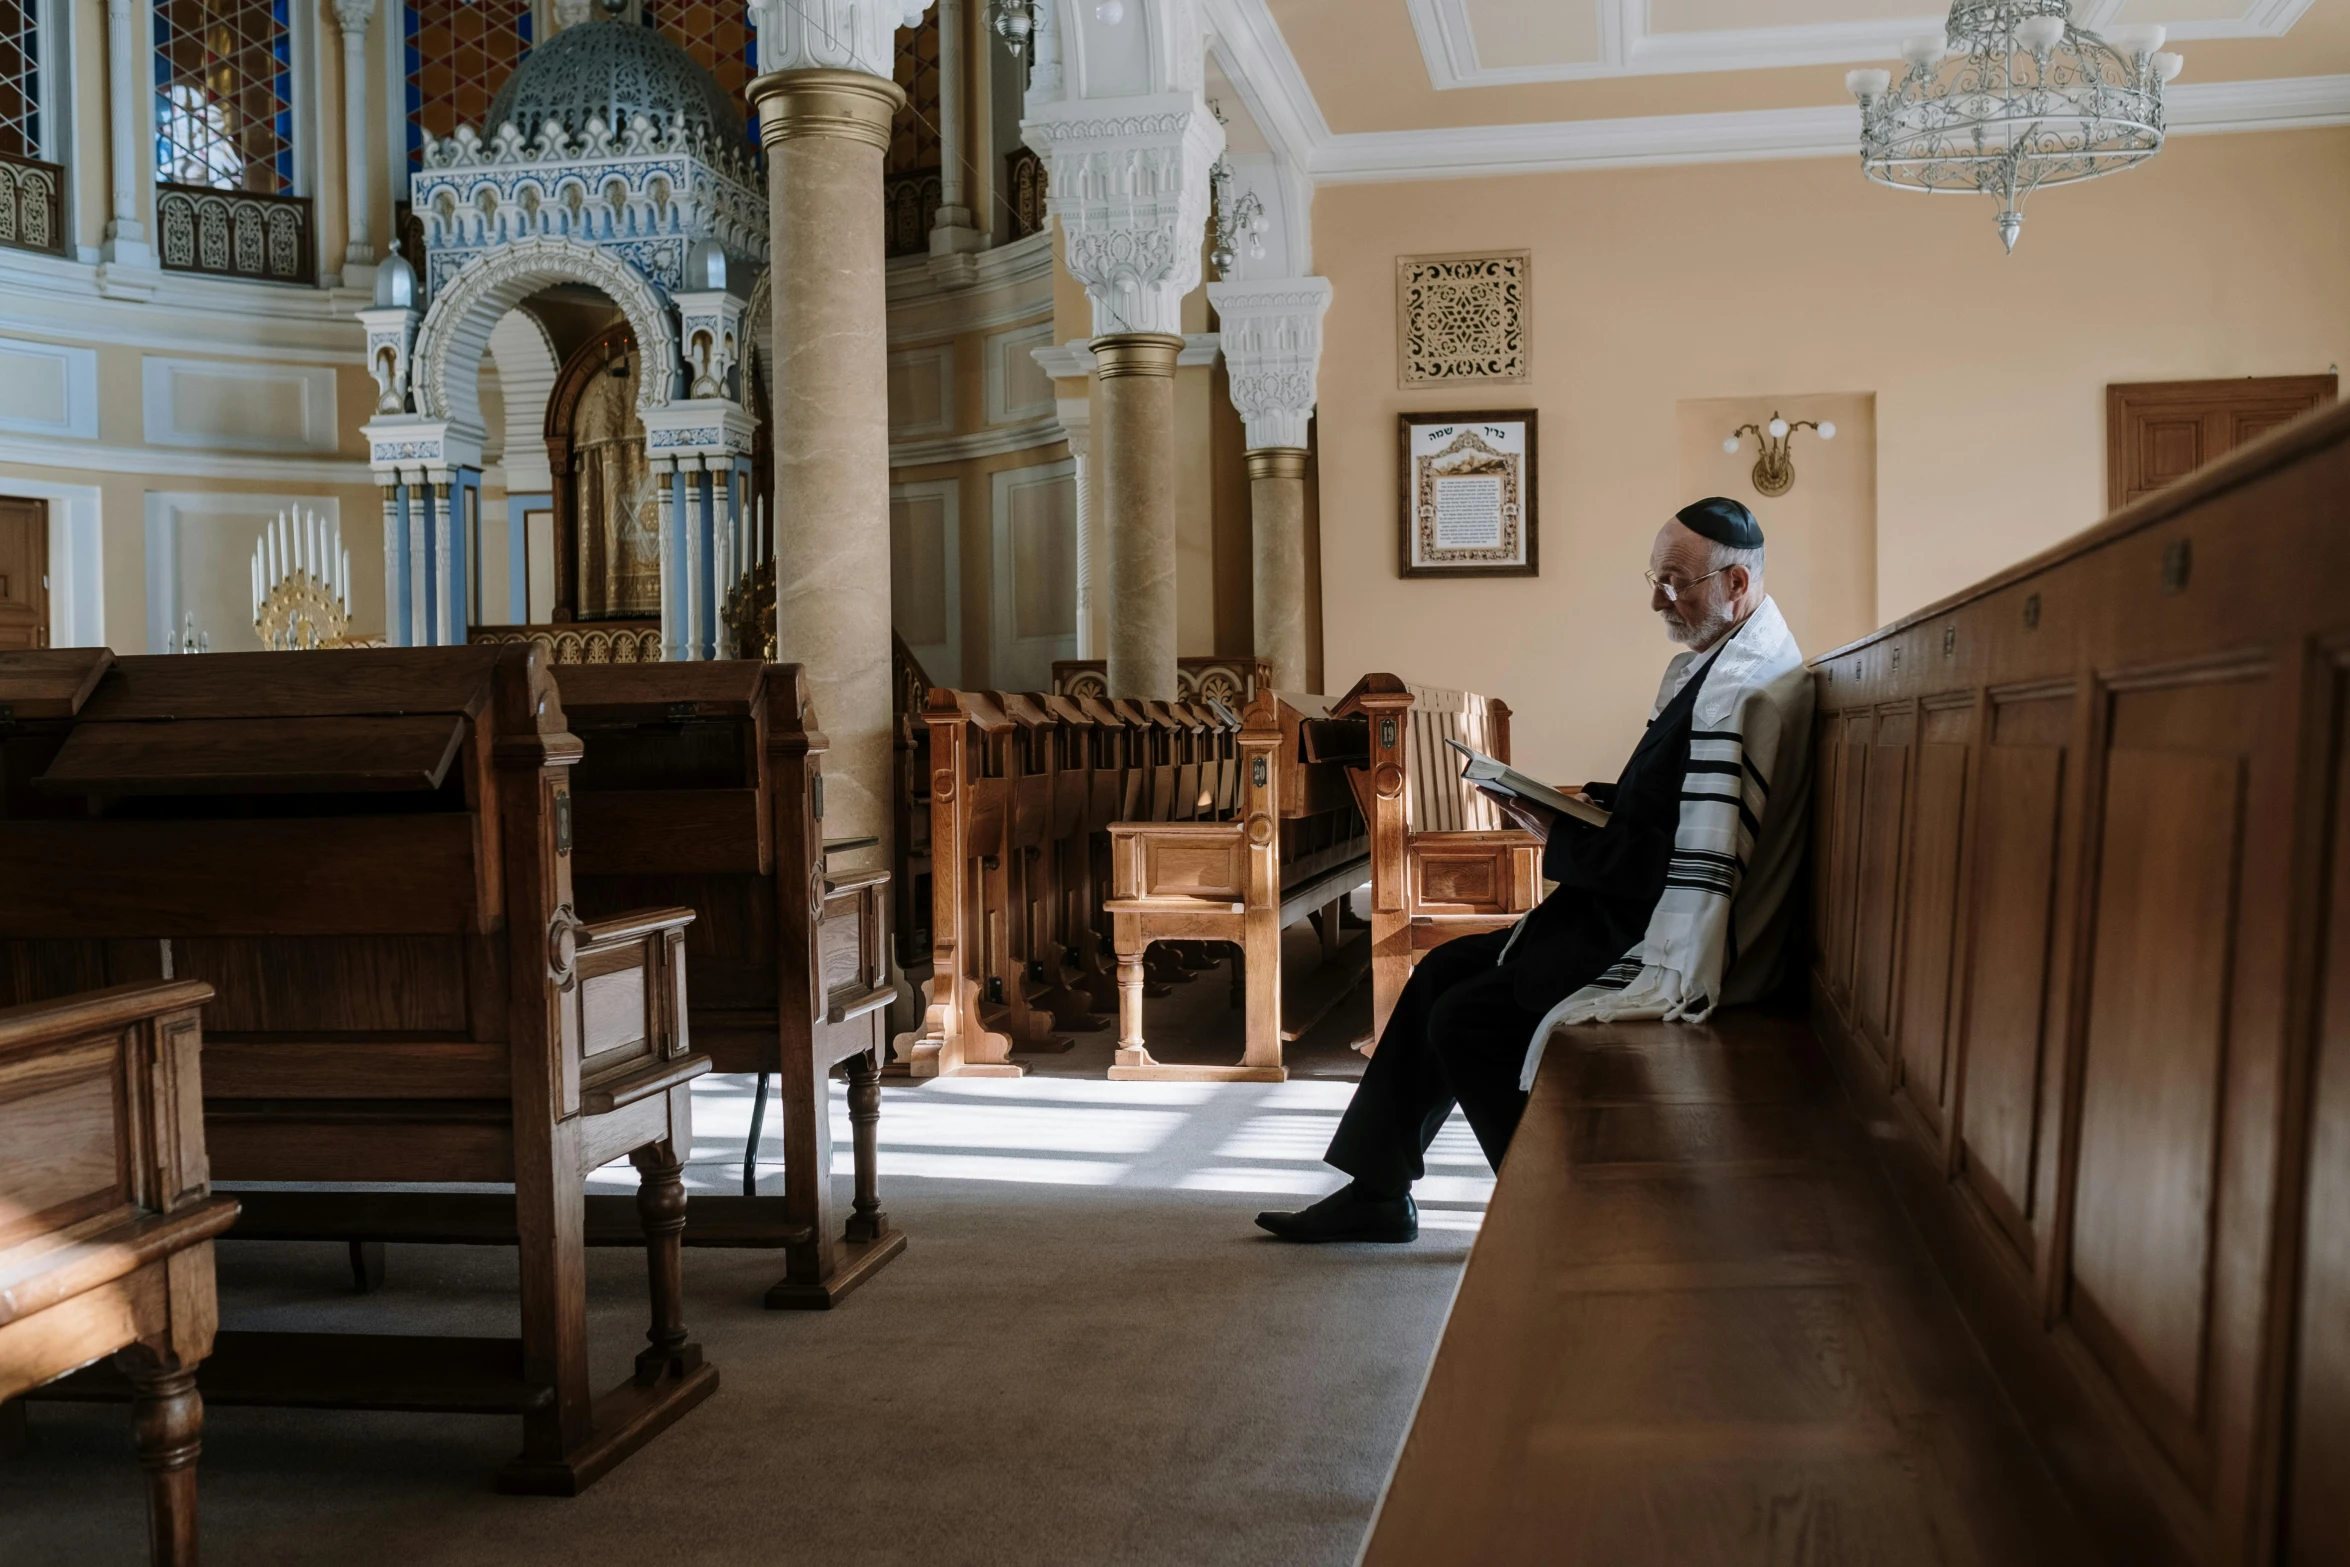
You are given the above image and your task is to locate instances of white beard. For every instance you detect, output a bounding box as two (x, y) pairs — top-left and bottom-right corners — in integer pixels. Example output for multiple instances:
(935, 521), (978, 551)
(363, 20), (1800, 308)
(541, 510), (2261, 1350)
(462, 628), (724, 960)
(1662, 603), (1732, 648)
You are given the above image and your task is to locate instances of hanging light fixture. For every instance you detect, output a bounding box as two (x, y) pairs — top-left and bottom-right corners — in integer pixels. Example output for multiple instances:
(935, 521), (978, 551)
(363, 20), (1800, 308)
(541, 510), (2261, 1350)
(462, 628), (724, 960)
(992, 0), (1036, 56)
(1847, 1), (2184, 252)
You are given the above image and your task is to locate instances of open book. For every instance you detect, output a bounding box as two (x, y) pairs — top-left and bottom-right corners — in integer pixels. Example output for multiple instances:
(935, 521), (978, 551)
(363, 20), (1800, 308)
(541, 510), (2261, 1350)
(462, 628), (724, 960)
(1443, 738), (1612, 829)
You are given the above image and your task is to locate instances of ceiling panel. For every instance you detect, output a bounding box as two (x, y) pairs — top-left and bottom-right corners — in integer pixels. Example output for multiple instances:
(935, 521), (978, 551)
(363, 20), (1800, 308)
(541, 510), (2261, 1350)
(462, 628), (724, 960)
(1649, 0), (1935, 34)
(1462, 0), (1601, 64)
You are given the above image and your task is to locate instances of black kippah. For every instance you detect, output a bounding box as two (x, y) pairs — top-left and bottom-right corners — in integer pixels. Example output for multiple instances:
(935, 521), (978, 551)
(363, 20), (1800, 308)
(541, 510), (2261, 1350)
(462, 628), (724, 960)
(1675, 496), (1764, 550)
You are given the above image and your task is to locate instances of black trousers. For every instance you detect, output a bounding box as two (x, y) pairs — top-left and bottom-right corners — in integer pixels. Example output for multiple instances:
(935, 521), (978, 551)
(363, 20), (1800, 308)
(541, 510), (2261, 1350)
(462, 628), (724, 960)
(1324, 928), (1545, 1191)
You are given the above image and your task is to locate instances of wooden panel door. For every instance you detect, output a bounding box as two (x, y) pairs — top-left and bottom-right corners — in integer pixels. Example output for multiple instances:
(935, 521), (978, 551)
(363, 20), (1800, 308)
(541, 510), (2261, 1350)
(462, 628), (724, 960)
(2066, 675), (2261, 1484)
(2108, 376), (2336, 509)
(0, 497), (47, 651)
(1955, 690), (2070, 1261)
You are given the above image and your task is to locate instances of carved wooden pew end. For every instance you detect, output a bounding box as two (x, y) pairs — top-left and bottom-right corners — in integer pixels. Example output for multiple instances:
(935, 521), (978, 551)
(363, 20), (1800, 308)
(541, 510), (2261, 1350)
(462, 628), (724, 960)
(0, 980), (239, 1565)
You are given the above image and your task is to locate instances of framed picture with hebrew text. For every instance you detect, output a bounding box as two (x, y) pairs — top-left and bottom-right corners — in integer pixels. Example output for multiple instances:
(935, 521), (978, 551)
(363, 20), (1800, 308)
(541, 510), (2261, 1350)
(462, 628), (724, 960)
(1397, 409), (1539, 578)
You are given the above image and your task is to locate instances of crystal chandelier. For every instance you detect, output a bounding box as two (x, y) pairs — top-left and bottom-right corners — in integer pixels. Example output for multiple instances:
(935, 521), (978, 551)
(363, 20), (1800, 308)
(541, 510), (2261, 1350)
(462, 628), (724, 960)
(1846, 1), (2184, 252)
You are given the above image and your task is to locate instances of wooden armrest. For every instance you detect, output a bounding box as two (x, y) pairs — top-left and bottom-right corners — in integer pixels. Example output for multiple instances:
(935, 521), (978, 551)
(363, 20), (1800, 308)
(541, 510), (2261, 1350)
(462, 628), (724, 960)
(581, 1051), (710, 1115)
(828, 984), (893, 1026)
(0, 1198), (241, 1330)
(579, 905), (698, 947)
(824, 866), (890, 896)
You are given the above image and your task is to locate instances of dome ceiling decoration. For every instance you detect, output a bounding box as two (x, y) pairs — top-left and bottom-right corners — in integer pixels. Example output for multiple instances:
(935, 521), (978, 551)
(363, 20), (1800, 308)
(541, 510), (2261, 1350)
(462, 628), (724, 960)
(485, 17), (743, 147)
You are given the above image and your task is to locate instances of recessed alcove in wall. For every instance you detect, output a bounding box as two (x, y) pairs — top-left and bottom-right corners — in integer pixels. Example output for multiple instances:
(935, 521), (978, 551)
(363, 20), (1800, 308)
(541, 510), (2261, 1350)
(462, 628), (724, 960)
(1675, 392), (1877, 660)
(144, 491), (353, 653)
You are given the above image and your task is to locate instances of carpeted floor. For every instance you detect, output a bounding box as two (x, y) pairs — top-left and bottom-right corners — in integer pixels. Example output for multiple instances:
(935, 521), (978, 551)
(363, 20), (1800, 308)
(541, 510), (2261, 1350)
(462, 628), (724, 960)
(0, 935), (1490, 1566)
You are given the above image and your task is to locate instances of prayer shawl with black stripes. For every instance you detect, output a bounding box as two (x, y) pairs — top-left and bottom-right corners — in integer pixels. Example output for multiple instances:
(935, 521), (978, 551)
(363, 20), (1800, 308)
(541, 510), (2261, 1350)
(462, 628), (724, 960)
(1518, 596), (1813, 1088)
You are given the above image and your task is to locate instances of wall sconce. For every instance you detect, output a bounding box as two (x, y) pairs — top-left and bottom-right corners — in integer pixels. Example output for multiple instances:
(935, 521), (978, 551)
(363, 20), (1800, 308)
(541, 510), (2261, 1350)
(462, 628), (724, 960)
(1724, 410), (1835, 498)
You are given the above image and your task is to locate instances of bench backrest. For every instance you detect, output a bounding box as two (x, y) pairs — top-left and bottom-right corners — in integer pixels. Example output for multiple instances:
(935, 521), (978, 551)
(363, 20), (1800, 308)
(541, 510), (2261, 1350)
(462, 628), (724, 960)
(1809, 396), (2350, 1565)
(0, 646), (688, 1182)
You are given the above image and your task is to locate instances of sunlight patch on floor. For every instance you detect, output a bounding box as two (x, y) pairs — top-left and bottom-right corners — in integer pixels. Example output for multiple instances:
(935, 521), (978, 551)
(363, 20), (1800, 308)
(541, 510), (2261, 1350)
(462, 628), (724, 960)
(639, 1073), (1494, 1225)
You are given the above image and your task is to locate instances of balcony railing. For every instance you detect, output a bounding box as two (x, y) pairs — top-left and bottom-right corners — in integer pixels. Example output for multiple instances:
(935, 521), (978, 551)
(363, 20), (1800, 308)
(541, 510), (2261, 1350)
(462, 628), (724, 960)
(157, 183), (315, 285)
(1006, 146), (1048, 241)
(0, 150), (66, 257)
(883, 166), (941, 259)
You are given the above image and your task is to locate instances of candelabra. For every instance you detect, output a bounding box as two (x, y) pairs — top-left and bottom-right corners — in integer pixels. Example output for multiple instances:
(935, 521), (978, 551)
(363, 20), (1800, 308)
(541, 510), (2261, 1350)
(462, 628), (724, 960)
(1724, 412), (1836, 499)
(252, 507), (354, 651)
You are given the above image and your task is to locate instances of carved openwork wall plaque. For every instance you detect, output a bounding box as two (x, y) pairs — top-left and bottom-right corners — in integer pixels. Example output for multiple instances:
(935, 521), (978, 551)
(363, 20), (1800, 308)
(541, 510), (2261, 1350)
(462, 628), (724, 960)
(1396, 251), (1530, 388)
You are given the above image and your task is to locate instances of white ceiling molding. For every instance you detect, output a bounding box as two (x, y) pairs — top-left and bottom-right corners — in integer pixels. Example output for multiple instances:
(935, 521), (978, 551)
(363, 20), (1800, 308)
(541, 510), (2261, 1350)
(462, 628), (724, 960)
(1402, 0), (2319, 90)
(1306, 74), (2350, 184)
(1202, 0), (1333, 174)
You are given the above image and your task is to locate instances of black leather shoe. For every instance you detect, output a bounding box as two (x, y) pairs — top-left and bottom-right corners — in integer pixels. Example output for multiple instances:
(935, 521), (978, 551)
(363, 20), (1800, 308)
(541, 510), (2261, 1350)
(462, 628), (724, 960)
(1255, 1185), (1418, 1243)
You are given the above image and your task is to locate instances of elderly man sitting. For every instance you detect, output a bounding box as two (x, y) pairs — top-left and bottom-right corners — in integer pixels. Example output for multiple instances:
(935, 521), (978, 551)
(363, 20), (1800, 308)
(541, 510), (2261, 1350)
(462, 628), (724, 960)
(1258, 496), (1816, 1243)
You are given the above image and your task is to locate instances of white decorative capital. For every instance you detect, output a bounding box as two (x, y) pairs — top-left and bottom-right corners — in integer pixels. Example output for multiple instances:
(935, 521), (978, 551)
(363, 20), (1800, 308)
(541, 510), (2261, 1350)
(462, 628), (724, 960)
(1022, 93), (1223, 338)
(1207, 277), (1330, 452)
(754, 0), (933, 78)
(331, 0), (376, 35)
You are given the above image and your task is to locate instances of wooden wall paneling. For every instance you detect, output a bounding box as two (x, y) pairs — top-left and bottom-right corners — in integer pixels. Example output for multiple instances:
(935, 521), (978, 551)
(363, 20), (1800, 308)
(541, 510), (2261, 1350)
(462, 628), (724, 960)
(1853, 704), (1915, 1069)
(1894, 695), (1977, 1140)
(2062, 671), (2262, 1493)
(2108, 377), (2338, 511)
(1828, 709), (1872, 1010)
(2286, 651), (2350, 1566)
(1952, 685), (2073, 1267)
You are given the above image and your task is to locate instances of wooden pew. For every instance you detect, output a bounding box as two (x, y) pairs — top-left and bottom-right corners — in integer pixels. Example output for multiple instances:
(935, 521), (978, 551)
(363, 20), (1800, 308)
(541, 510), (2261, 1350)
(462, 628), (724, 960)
(1331, 675), (1541, 1048)
(0, 646), (715, 1494)
(896, 687), (1024, 1077)
(1104, 686), (1370, 1079)
(1805, 397), (2350, 1566)
(0, 980), (239, 1567)
(1373, 399), (2350, 1567)
(1360, 1014), (2096, 1564)
(555, 660), (903, 1309)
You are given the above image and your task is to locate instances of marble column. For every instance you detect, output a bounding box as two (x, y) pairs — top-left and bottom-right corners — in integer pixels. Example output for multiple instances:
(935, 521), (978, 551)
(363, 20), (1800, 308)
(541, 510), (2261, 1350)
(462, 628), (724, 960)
(1246, 448), (1309, 690)
(751, 63), (905, 862)
(927, 0), (983, 253)
(1055, 392), (1103, 660)
(333, 0), (377, 271)
(1208, 277), (1331, 693)
(1092, 334), (1182, 699)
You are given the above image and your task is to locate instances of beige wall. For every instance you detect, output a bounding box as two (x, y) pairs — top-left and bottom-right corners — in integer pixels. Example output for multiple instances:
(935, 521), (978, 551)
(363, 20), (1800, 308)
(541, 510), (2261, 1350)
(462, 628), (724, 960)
(1676, 391), (1876, 663)
(1313, 127), (2350, 784)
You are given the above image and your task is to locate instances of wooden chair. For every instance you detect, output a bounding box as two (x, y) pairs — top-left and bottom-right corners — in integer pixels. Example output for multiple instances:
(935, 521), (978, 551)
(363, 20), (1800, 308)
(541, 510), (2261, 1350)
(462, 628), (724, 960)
(1103, 686), (1371, 1079)
(555, 660), (903, 1309)
(0, 646), (715, 1494)
(1330, 675), (1542, 1047)
(0, 980), (239, 1566)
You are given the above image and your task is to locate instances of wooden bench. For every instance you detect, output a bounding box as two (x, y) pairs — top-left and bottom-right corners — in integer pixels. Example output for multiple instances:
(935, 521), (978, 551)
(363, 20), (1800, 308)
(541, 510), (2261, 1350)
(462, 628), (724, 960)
(1104, 686), (1370, 1080)
(1805, 396), (2350, 1565)
(0, 980), (239, 1567)
(557, 659), (903, 1309)
(1331, 675), (1541, 1047)
(1374, 398), (2350, 1566)
(1361, 1013), (2094, 1564)
(0, 646), (715, 1494)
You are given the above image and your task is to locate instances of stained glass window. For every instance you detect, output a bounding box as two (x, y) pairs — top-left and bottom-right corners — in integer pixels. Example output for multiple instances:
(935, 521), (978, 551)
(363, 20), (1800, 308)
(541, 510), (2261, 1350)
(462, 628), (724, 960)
(886, 8), (939, 177)
(644, 0), (753, 142)
(0, 0), (40, 161)
(153, 0), (294, 193)
(405, 0), (532, 168)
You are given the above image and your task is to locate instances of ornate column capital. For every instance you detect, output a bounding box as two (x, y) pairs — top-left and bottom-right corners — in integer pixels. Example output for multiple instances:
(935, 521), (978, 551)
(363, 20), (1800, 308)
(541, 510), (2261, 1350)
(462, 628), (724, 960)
(752, 0), (933, 78)
(750, 69), (905, 152)
(1206, 275), (1331, 452)
(1021, 94), (1223, 338)
(330, 0), (375, 34)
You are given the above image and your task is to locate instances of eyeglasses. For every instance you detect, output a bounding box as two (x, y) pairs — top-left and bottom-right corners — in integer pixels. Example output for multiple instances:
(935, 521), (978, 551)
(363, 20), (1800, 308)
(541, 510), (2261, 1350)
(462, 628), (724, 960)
(1645, 566), (1727, 604)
